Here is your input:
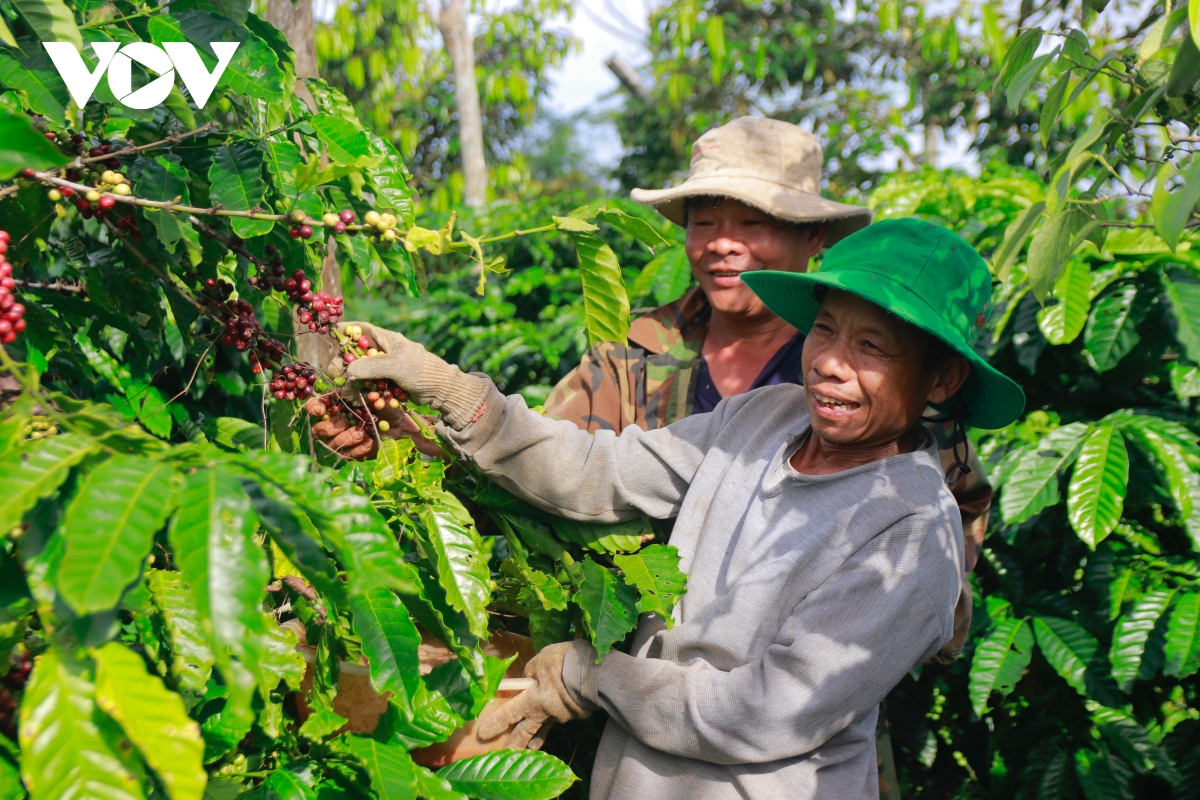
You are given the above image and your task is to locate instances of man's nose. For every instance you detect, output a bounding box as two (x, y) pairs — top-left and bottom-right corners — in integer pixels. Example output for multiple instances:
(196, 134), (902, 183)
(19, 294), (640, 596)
(810, 339), (854, 380)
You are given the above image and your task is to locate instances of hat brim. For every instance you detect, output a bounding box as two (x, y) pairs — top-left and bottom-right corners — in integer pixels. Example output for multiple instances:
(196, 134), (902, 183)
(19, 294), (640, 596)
(631, 175), (871, 246)
(740, 269), (1025, 430)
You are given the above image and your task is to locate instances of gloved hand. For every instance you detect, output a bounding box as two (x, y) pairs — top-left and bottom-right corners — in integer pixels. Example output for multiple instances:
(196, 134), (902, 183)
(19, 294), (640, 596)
(332, 321), (491, 430)
(475, 642), (592, 750)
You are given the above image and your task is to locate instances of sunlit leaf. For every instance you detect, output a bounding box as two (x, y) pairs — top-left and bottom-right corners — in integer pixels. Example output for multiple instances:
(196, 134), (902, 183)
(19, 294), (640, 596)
(968, 618), (1033, 717)
(1066, 425), (1128, 548)
(92, 642), (206, 800)
(576, 557), (638, 658)
(58, 456), (176, 614)
(614, 544), (686, 624)
(1109, 589), (1173, 693)
(18, 647), (143, 800)
(435, 750), (577, 800)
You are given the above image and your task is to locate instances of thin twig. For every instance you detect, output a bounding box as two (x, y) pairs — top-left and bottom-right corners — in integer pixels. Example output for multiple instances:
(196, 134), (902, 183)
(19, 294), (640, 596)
(188, 215), (265, 266)
(15, 279), (86, 293)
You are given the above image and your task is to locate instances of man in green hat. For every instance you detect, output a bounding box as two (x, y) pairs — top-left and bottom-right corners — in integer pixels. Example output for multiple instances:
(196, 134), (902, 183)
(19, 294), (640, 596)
(334, 218), (1025, 800)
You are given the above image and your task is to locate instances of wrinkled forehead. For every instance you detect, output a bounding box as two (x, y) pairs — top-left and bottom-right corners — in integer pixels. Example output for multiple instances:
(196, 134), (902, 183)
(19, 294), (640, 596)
(814, 288), (917, 343)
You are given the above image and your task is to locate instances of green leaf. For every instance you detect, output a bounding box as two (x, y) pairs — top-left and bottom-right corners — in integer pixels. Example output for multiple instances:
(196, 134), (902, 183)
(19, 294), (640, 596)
(1139, 7), (1188, 65)
(1039, 71), (1071, 147)
(968, 617), (1034, 717)
(567, 231), (631, 347)
(1066, 425), (1128, 548)
(1110, 589), (1173, 692)
(237, 476), (346, 606)
(1075, 747), (1135, 800)
(1084, 286), (1139, 373)
(1027, 209), (1091, 301)
(0, 16), (15, 48)
(1093, 707), (1182, 783)
(340, 736), (418, 799)
(92, 642), (206, 800)
(1119, 423), (1194, 518)
(1032, 616), (1098, 697)
(577, 557), (638, 658)
(18, 647), (143, 800)
(298, 707), (347, 741)
(365, 134), (415, 226)
(258, 615), (305, 691)
(414, 766), (466, 800)
(1007, 50), (1056, 112)
(0, 108), (71, 180)
(992, 201), (1044, 281)
(310, 115), (380, 168)
(0, 435), (96, 534)
(614, 544), (686, 624)
(147, 569), (214, 697)
(642, 244), (693, 306)
(136, 156), (192, 254)
(0, 48), (68, 119)
(1154, 155), (1200, 252)
(592, 208), (672, 251)
(550, 518), (644, 555)
(1165, 591), (1200, 678)
(1037, 257), (1091, 344)
(435, 750), (577, 800)
(262, 769), (317, 800)
(208, 143), (273, 239)
(1192, 0), (1200, 51)
(997, 29), (1043, 89)
(999, 422), (1088, 524)
(1166, 34), (1200, 97)
(349, 587), (422, 715)
(168, 468), (270, 719)
(12, 0), (82, 48)
(418, 492), (491, 641)
(1161, 267), (1200, 362)
(58, 455), (176, 614)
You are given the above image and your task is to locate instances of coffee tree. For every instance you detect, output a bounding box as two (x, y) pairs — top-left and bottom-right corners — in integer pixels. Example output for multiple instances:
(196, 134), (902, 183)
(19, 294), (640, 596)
(0, 2), (682, 799)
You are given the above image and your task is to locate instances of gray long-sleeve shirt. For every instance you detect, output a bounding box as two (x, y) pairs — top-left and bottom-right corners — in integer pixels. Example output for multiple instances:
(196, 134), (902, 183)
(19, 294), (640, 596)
(441, 382), (963, 800)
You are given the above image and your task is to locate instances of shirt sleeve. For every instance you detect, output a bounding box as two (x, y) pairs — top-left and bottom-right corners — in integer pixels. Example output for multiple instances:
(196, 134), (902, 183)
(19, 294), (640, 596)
(566, 513), (960, 765)
(439, 384), (736, 522)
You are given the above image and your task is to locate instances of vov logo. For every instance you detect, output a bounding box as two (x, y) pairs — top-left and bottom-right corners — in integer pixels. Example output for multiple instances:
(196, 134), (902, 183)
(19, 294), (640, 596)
(43, 41), (240, 110)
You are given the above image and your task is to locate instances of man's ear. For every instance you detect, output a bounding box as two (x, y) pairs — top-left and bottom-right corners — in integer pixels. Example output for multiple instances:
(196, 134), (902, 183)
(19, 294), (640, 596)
(927, 356), (971, 405)
(808, 223), (829, 256)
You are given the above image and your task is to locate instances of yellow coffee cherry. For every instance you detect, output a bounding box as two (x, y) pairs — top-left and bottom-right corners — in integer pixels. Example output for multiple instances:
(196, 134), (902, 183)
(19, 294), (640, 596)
(113, 183), (131, 196)
(382, 228), (398, 241)
(373, 398), (386, 411)
(381, 213), (397, 228)
(85, 190), (101, 203)
(367, 348), (379, 357)
(364, 210), (382, 227)
(48, 189), (62, 202)
(388, 398), (401, 409)
(322, 212), (340, 227)
(377, 420), (391, 433)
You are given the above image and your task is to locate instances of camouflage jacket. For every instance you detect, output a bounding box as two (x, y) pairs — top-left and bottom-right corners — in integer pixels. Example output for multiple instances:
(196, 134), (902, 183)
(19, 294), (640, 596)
(544, 287), (992, 660)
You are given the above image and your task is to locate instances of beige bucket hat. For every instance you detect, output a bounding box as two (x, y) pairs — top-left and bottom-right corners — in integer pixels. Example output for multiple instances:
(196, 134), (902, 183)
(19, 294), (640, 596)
(630, 116), (871, 245)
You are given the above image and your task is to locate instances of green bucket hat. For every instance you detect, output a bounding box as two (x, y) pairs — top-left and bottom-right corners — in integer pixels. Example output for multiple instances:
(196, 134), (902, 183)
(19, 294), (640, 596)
(740, 217), (1025, 430)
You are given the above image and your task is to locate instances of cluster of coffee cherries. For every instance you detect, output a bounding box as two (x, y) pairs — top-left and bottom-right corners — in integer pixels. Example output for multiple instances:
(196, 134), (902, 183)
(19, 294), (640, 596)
(321, 209), (358, 235)
(279, 270), (344, 335)
(334, 325), (407, 433)
(248, 244), (288, 291)
(269, 363), (317, 402)
(0, 231), (25, 345)
(199, 278), (287, 371)
(287, 210), (317, 241)
(0, 652), (33, 741)
(361, 210), (402, 245)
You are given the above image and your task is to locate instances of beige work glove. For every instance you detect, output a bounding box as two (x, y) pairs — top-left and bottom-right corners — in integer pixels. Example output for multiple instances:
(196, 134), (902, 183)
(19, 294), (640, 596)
(475, 642), (591, 750)
(333, 321), (490, 430)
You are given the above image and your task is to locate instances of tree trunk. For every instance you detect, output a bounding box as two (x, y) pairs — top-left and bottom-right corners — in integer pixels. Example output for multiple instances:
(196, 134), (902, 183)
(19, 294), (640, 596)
(265, 0), (337, 370)
(435, 0), (487, 208)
